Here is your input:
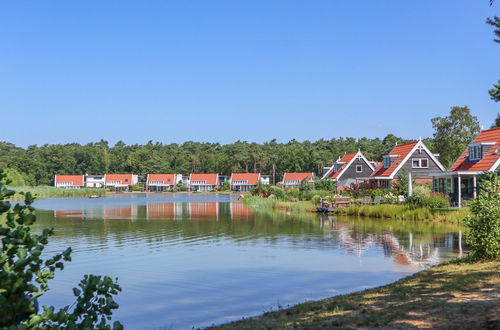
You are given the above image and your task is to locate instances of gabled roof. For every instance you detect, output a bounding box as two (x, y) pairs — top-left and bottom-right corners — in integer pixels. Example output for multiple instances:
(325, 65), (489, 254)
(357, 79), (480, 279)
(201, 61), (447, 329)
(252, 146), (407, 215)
(283, 172), (314, 182)
(371, 140), (445, 179)
(147, 174), (177, 185)
(449, 127), (500, 172)
(189, 173), (219, 185)
(55, 175), (84, 186)
(230, 173), (260, 185)
(105, 174), (134, 184)
(321, 151), (375, 180)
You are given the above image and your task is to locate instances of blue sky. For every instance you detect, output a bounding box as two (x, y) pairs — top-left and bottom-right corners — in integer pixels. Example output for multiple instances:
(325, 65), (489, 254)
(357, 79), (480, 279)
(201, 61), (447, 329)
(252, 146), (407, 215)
(1, 0), (499, 147)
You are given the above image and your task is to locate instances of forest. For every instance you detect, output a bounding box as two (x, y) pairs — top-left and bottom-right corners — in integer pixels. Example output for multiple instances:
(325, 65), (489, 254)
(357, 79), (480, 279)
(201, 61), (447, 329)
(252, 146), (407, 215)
(0, 106), (491, 186)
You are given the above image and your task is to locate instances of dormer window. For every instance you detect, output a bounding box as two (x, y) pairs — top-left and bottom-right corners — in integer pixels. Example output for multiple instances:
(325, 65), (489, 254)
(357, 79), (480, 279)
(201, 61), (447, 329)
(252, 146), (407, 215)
(469, 144), (482, 161)
(383, 155), (398, 169)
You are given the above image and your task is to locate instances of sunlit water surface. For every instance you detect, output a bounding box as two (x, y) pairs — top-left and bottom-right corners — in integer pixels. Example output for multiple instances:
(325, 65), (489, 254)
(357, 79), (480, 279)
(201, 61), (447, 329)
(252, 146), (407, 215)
(31, 194), (465, 329)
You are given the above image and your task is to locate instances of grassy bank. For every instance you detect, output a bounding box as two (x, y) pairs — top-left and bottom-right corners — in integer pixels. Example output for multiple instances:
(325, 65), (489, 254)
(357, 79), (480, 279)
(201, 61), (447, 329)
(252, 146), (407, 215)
(211, 259), (500, 329)
(242, 196), (469, 222)
(6, 186), (107, 200)
(337, 204), (470, 222)
(242, 196), (317, 213)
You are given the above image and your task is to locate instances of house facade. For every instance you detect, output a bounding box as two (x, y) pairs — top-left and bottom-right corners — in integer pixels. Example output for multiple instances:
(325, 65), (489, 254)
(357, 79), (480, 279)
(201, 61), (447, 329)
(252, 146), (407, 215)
(370, 140), (445, 188)
(189, 173), (219, 192)
(54, 175), (84, 189)
(85, 174), (105, 188)
(146, 174), (182, 192)
(230, 173), (261, 192)
(322, 151), (375, 188)
(282, 172), (314, 189)
(104, 174), (138, 192)
(432, 127), (500, 207)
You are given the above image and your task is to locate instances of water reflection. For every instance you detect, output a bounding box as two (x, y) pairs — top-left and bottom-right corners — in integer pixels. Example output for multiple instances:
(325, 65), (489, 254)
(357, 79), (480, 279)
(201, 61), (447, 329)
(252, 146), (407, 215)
(31, 195), (465, 329)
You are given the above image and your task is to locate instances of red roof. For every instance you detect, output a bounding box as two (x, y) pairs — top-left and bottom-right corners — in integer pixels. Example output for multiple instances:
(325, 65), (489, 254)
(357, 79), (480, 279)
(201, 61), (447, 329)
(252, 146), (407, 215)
(189, 173), (219, 185)
(230, 173), (260, 185)
(283, 172), (314, 182)
(329, 152), (357, 179)
(55, 175), (84, 186)
(371, 141), (419, 178)
(147, 174), (176, 185)
(105, 174), (134, 184)
(449, 127), (500, 172)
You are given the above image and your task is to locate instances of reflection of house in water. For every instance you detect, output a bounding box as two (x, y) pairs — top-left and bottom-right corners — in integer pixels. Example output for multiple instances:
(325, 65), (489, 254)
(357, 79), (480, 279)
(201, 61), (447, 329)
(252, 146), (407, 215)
(54, 210), (85, 220)
(103, 205), (138, 220)
(189, 202), (219, 220)
(325, 218), (462, 267)
(230, 202), (254, 221)
(146, 202), (175, 220)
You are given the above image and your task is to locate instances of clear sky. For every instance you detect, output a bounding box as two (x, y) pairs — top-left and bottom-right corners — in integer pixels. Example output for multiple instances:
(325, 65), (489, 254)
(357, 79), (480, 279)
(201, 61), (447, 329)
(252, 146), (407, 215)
(1, 0), (499, 147)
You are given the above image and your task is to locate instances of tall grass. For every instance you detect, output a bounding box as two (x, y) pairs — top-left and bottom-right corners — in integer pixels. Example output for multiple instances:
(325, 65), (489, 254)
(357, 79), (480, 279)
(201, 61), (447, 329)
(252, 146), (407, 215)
(242, 196), (316, 213)
(337, 204), (469, 222)
(6, 186), (107, 200)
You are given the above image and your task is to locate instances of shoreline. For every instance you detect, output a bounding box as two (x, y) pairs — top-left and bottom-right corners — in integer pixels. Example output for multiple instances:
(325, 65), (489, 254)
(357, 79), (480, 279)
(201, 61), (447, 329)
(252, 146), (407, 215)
(210, 259), (500, 329)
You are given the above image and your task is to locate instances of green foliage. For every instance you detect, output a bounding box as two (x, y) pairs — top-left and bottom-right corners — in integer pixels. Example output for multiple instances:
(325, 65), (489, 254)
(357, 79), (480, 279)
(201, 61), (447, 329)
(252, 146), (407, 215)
(3, 168), (29, 186)
(130, 184), (144, 192)
(5, 186), (106, 201)
(431, 106), (481, 168)
(492, 113), (500, 128)
(410, 185), (450, 209)
(465, 172), (500, 260)
(394, 168), (410, 196)
(314, 179), (336, 192)
(285, 188), (300, 199)
(220, 181), (231, 192)
(0, 169), (122, 328)
(488, 80), (500, 102)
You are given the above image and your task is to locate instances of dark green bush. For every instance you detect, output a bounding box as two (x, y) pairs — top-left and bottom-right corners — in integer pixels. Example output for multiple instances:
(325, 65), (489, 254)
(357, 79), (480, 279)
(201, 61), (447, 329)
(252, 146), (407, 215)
(465, 172), (500, 260)
(0, 169), (122, 329)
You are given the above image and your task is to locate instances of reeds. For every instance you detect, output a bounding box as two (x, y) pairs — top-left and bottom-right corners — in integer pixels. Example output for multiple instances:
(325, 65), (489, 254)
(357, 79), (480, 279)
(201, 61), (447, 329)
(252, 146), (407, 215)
(6, 186), (107, 200)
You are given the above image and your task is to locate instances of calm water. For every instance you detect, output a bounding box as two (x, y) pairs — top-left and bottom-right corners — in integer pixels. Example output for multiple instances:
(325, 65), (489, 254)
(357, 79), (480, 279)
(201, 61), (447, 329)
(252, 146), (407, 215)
(31, 194), (465, 329)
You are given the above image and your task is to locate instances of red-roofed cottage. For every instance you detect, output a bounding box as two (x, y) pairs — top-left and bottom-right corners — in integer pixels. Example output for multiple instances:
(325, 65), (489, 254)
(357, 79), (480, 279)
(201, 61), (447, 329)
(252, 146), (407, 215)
(189, 173), (219, 192)
(230, 173), (262, 192)
(54, 175), (84, 189)
(104, 174), (138, 192)
(282, 172), (314, 189)
(432, 127), (500, 207)
(322, 151), (375, 188)
(146, 174), (182, 192)
(370, 140), (445, 188)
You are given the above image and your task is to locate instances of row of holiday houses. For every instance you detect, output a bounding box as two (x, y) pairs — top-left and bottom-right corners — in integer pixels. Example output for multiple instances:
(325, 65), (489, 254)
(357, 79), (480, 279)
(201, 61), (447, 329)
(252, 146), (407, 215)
(55, 127), (500, 207)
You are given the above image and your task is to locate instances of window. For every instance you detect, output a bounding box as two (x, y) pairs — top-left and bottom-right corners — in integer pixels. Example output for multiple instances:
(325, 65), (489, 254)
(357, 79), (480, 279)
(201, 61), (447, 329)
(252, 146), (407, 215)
(469, 144), (482, 161)
(356, 165), (363, 173)
(412, 158), (429, 168)
(383, 156), (391, 168)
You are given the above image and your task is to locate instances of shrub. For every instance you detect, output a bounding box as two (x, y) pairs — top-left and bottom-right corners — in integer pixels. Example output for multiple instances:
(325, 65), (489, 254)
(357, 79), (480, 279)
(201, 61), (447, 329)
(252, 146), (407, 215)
(411, 184), (450, 208)
(314, 179), (336, 192)
(285, 188), (300, 199)
(273, 186), (287, 200)
(0, 169), (122, 328)
(465, 172), (500, 260)
(370, 189), (383, 198)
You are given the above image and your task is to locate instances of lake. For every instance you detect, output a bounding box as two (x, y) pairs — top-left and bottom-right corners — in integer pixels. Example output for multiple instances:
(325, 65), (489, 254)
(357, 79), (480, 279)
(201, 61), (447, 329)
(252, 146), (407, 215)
(31, 193), (465, 329)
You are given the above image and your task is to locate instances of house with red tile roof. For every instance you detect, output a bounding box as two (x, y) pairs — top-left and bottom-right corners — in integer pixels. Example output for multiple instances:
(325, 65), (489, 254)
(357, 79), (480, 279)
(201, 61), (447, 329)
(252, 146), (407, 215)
(189, 173), (219, 192)
(322, 151), (376, 188)
(146, 174), (182, 192)
(369, 140), (445, 188)
(54, 175), (84, 189)
(281, 172), (314, 189)
(230, 173), (262, 192)
(432, 127), (500, 207)
(104, 174), (138, 192)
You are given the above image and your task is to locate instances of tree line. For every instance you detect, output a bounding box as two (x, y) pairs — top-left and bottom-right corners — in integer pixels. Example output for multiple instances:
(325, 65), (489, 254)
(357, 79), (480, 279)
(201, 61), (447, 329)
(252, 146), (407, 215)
(1, 106), (491, 186)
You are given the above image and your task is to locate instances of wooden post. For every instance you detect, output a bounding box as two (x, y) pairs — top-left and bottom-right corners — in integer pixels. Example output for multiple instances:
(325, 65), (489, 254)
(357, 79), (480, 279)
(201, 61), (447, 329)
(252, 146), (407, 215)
(457, 175), (462, 208)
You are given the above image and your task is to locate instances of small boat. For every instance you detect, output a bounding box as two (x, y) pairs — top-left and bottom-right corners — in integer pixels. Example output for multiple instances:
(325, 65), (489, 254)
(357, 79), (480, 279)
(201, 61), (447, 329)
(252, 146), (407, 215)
(88, 195), (100, 199)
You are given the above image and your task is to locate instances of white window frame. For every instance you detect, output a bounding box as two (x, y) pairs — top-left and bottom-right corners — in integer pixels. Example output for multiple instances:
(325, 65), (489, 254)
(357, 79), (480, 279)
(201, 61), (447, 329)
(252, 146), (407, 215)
(355, 165), (363, 173)
(412, 158), (429, 169)
(469, 144), (482, 161)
